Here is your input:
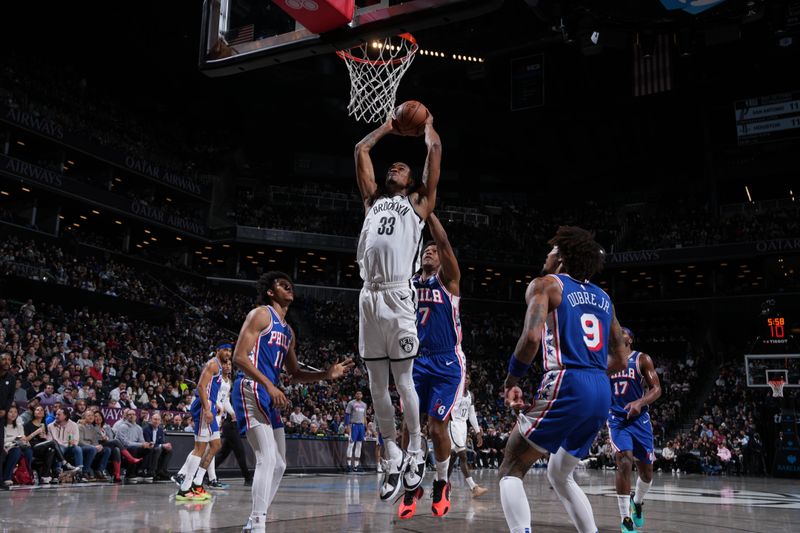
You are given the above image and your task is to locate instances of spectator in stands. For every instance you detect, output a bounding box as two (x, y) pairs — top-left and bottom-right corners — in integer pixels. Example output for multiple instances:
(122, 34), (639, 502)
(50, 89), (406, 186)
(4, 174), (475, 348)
(112, 408), (153, 482)
(2, 405), (33, 488)
(48, 407), (92, 482)
(71, 399), (89, 422)
(659, 441), (677, 472)
(24, 404), (75, 483)
(290, 405), (310, 426)
(78, 410), (111, 481)
(117, 390), (136, 409)
(35, 384), (60, 414)
(141, 412), (172, 481)
(18, 397), (40, 425)
(93, 411), (140, 483)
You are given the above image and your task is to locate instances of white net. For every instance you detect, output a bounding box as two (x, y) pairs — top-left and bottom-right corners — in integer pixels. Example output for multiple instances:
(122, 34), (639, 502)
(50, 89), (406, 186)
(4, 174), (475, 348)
(337, 33), (418, 123)
(768, 379), (785, 398)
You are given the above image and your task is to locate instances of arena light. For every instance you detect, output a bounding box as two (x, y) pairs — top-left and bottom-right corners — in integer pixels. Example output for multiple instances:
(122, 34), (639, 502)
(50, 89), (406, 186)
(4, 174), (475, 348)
(114, 220), (122, 225)
(80, 215), (87, 220)
(223, 244), (231, 248)
(166, 197), (172, 202)
(67, 160), (75, 165)
(0, 191), (8, 196)
(91, 210), (100, 215)
(204, 245), (212, 250)
(275, 249), (284, 253)
(151, 237), (157, 241)
(320, 256), (327, 260)
(145, 229), (151, 234)
(21, 187), (30, 192)
(257, 251), (265, 255)
(745, 185), (753, 202)
(175, 236), (182, 241)
(16, 141), (25, 146)
(194, 251), (202, 255)
(269, 259), (276, 263)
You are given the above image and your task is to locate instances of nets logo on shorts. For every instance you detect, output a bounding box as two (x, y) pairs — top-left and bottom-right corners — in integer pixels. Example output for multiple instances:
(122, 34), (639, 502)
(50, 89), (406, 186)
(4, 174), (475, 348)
(399, 336), (416, 354)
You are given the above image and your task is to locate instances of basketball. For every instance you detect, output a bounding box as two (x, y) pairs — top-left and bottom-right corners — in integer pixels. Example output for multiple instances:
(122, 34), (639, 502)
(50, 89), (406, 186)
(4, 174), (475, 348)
(392, 100), (429, 136)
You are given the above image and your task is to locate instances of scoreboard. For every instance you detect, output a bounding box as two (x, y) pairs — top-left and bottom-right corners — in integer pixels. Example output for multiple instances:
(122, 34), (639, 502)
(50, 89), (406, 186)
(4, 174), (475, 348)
(735, 91), (800, 145)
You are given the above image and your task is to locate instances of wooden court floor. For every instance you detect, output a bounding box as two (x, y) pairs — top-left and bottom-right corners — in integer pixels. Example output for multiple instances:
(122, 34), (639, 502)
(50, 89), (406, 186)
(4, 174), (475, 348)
(1, 468), (796, 532)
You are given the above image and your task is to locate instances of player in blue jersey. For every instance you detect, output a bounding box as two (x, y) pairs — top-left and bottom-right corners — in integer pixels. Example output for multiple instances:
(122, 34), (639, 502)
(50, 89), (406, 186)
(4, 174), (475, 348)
(232, 271), (354, 533)
(608, 328), (661, 533)
(399, 213), (465, 519)
(499, 226), (628, 533)
(174, 344), (232, 502)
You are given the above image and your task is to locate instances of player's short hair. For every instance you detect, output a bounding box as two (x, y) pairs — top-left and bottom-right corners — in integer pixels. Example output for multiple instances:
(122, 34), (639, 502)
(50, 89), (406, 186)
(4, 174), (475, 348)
(621, 327), (635, 343)
(256, 271), (293, 305)
(420, 240), (437, 258)
(548, 226), (605, 282)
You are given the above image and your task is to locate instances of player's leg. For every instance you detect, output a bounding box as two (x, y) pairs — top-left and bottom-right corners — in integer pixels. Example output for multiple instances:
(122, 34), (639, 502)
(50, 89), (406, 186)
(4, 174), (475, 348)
(353, 428), (364, 470)
(266, 425), (286, 508)
(178, 439), (209, 499)
(613, 448), (636, 532)
(245, 423), (278, 533)
(629, 420), (655, 529)
(460, 449), (487, 497)
(364, 358), (405, 500)
(554, 370), (613, 533)
(498, 428), (546, 533)
(391, 358), (422, 468)
(346, 433), (355, 470)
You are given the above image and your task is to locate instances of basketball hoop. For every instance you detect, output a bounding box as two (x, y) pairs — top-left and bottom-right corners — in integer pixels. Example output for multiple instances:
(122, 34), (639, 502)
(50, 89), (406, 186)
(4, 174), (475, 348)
(768, 378), (786, 398)
(337, 33), (418, 123)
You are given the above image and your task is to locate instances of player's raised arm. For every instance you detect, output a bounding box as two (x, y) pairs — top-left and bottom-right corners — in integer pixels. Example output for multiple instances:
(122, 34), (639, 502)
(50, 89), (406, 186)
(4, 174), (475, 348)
(233, 307), (287, 408)
(283, 331), (354, 383)
(355, 119), (395, 209)
(625, 353), (662, 419)
(427, 213), (460, 292)
(413, 114), (442, 219)
(607, 308), (628, 374)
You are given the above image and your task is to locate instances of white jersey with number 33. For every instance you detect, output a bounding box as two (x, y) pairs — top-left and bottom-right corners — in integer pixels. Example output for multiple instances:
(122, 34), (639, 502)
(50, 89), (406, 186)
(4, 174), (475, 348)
(357, 195), (425, 284)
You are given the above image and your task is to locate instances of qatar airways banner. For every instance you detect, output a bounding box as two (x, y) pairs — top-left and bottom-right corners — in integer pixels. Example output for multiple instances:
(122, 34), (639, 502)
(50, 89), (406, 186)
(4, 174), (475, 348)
(1, 103), (210, 199)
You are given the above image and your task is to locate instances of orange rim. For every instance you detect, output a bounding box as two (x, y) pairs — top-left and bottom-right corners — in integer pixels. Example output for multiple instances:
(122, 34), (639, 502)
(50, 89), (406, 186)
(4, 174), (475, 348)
(336, 33), (417, 66)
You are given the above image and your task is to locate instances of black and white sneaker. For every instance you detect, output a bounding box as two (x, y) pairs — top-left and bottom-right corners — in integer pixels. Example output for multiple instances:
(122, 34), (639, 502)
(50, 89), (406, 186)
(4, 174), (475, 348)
(379, 452), (410, 502)
(402, 449), (426, 492)
(171, 473), (185, 487)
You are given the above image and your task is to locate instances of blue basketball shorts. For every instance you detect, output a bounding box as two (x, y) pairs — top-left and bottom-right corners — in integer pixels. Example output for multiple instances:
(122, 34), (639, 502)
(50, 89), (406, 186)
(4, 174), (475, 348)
(270, 407), (284, 430)
(518, 368), (611, 459)
(190, 397), (219, 442)
(608, 412), (655, 464)
(232, 375), (273, 436)
(413, 346), (466, 422)
(350, 423), (366, 442)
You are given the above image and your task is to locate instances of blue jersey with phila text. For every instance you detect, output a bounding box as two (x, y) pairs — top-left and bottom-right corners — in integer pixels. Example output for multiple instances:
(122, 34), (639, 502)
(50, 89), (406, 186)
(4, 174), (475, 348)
(609, 351), (648, 420)
(412, 272), (461, 354)
(250, 305), (293, 386)
(193, 357), (223, 405)
(541, 274), (612, 371)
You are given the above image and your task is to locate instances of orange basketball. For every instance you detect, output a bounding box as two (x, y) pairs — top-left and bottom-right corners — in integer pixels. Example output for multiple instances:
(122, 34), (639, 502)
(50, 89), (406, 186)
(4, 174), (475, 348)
(392, 100), (429, 136)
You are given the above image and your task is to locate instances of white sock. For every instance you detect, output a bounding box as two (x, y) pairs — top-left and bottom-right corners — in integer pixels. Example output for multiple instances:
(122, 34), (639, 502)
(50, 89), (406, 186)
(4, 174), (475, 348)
(346, 441), (354, 464)
(207, 457), (216, 482)
(178, 454), (190, 477)
(193, 467), (207, 486)
(354, 441), (362, 464)
(385, 439), (402, 462)
(617, 494), (631, 520)
(436, 458), (449, 482)
(354, 459), (360, 467)
(500, 476), (531, 533)
(547, 448), (597, 533)
(391, 359), (421, 452)
(180, 454), (201, 491)
(247, 424), (277, 523)
(466, 476), (477, 490)
(634, 478), (652, 504)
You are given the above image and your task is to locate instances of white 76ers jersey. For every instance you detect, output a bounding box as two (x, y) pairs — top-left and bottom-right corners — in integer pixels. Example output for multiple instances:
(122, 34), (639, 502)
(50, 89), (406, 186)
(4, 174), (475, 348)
(357, 195), (425, 284)
(451, 390), (478, 428)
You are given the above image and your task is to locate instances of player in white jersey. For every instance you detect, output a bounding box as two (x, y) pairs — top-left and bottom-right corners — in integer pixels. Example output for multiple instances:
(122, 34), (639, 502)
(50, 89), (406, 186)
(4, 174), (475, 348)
(448, 374), (488, 497)
(207, 356), (234, 489)
(354, 112), (442, 501)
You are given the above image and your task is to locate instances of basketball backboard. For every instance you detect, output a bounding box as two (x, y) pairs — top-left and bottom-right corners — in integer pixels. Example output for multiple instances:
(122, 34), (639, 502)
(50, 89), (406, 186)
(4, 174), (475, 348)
(745, 354), (800, 388)
(199, 0), (502, 76)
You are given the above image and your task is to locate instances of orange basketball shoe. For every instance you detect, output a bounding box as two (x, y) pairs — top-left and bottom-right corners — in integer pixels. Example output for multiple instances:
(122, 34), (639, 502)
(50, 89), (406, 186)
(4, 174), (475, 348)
(398, 487), (424, 519)
(431, 480), (451, 517)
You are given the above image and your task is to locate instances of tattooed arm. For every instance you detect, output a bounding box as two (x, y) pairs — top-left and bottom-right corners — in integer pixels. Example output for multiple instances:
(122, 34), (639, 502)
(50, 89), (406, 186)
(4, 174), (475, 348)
(504, 276), (562, 399)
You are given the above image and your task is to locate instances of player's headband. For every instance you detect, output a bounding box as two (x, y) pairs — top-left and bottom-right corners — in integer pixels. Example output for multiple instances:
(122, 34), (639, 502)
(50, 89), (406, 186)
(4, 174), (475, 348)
(621, 327), (634, 342)
(216, 343), (233, 351)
